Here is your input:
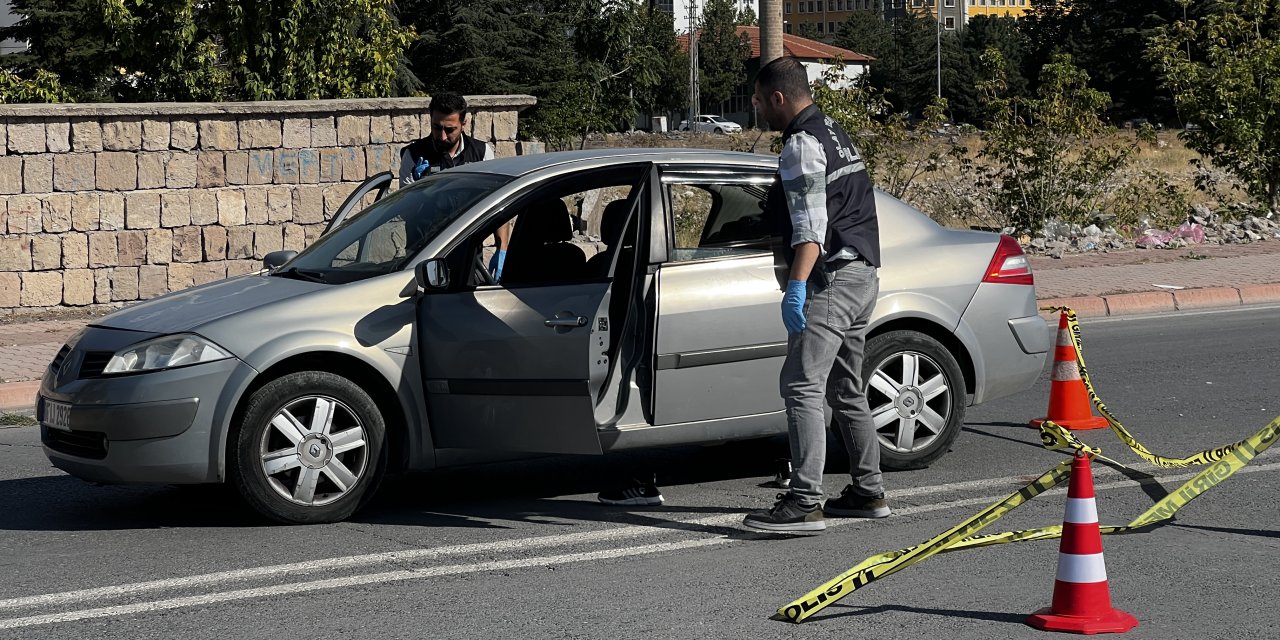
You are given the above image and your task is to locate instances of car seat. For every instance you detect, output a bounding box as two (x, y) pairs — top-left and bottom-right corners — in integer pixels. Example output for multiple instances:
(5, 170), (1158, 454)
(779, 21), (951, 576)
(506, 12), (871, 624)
(501, 197), (587, 285)
(584, 199), (631, 277)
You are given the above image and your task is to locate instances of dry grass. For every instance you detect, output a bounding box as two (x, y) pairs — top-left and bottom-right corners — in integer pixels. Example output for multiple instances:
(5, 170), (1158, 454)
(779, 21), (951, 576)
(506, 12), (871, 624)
(590, 128), (1247, 230)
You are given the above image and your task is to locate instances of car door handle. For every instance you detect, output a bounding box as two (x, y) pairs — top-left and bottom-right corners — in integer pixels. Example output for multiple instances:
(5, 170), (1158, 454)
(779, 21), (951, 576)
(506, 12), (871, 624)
(545, 316), (588, 328)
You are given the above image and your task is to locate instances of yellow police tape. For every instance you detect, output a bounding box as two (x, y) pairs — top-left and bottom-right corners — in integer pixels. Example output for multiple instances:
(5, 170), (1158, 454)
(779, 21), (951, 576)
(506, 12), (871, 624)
(775, 306), (1280, 623)
(777, 416), (1280, 623)
(1041, 305), (1246, 468)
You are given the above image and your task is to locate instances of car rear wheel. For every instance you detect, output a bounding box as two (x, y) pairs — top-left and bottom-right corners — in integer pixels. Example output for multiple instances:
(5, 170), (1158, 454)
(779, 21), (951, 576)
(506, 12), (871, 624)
(230, 371), (386, 524)
(862, 331), (965, 470)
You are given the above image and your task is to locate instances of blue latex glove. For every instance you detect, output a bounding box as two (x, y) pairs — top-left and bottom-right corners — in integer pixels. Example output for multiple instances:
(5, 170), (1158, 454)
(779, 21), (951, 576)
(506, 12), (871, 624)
(488, 249), (506, 282)
(782, 279), (808, 334)
(412, 157), (431, 180)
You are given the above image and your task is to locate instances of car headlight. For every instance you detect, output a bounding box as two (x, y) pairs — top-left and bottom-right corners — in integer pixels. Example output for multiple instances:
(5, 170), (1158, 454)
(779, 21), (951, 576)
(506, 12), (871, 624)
(104, 334), (232, 375)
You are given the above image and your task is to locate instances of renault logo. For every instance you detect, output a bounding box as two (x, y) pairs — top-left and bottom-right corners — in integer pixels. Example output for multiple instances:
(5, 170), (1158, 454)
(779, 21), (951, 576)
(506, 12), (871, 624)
(903, 397), (915, 407)
(309, 443), (322, 457)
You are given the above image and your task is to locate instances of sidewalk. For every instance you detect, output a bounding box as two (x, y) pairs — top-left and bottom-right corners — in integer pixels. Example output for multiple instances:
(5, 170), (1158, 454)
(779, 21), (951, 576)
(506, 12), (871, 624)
(3, 241), (1280, 411)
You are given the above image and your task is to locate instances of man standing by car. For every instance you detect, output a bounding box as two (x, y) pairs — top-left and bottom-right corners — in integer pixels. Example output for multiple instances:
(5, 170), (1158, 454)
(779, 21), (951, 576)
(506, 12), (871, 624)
(742, 57), (889, 533)
(399, 92), (508, 278)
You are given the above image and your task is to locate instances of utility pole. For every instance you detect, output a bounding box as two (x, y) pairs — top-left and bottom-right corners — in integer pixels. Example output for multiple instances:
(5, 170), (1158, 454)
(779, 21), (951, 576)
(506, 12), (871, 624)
(688, 0), (700, 123)
(935, 2), (942, 99)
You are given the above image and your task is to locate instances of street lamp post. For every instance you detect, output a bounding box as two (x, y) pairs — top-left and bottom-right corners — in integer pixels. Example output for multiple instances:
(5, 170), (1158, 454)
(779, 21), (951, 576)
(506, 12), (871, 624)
(936, 2), (942, 99)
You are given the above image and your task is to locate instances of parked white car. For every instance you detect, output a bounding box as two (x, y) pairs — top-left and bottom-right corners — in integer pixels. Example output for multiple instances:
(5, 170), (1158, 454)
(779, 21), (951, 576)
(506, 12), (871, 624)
(678, 115), (743, 134)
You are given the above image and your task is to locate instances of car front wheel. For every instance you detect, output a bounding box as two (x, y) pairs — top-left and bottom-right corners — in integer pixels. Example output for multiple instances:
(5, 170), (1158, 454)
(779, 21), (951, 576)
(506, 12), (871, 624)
(230, 371), (386, 524)
(862, 330), (965, 470)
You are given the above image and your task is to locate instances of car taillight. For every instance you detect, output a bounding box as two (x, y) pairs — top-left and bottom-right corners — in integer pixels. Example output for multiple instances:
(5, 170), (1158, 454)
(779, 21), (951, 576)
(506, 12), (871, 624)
(982, 234), (1034, 285)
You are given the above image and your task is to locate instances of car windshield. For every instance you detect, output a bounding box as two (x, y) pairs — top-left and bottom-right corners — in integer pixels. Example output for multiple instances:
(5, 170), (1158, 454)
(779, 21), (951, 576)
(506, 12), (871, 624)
(276, 171), (510, 284)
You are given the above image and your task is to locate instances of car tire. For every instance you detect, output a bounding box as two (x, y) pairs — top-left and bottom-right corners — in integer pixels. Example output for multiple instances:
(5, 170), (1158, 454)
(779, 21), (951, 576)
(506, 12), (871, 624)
(714, 127), (723, 134)
(229, 371), (386, 524)
(861, 330), (966, 470)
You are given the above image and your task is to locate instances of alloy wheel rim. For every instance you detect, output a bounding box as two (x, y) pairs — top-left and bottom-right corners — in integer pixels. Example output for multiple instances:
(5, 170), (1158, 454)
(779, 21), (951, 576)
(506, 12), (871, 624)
(259, 395), (368, 507)
(868, 351), (952, 454)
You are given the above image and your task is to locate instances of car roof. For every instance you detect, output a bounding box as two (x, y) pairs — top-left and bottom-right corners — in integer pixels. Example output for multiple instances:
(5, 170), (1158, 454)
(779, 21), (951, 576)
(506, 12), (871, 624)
(457, 148), (778, 178)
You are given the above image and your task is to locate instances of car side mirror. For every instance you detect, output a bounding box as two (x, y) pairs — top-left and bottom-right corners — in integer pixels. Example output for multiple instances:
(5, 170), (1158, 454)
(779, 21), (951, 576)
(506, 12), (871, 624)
(415, 258), (450, 291)
(263, 250), (297, 270)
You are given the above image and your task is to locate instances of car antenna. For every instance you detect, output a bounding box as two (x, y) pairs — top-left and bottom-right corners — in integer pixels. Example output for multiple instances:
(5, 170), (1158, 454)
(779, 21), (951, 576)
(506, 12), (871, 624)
(749, 129), (766, 154)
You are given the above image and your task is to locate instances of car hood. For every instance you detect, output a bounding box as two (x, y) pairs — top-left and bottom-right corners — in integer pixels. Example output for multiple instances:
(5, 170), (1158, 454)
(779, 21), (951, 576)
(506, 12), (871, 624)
(92, 274), (327, 334)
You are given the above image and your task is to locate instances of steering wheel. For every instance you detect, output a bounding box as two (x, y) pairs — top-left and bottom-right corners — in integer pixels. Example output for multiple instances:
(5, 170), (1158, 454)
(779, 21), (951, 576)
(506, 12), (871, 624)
(473, 251), (497, 286)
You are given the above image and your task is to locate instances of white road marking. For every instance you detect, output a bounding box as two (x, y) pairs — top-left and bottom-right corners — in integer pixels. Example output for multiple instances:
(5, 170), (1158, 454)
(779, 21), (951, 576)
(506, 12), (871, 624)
(1, 459), (1276, 629)
(1, 460), (1173, 612)
(0, 538), (729, 630)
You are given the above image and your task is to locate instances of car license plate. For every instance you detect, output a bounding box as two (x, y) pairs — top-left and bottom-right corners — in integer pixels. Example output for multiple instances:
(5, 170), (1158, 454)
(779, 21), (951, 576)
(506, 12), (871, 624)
(41, 398), (72, 432)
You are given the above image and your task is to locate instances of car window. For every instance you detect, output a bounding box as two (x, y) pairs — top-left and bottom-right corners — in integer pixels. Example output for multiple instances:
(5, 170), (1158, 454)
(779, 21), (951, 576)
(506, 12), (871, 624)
(668, 181), (771, 262)
(468, 165), (647, 287)
(279, 171), (509, 284)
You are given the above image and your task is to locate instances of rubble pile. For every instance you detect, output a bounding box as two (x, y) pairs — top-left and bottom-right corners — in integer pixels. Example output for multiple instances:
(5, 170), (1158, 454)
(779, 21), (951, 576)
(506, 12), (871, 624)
(1020, 205), (1280, 257)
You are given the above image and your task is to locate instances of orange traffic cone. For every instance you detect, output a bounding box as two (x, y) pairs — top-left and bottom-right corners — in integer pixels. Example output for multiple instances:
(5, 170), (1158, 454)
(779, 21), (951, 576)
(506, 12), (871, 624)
(1030, 312), (1110, 430)
(1026, 452), (1138, 634)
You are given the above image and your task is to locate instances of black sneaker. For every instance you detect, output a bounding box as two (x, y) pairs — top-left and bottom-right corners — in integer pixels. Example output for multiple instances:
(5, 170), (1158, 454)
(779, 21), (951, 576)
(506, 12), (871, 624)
(597, 478), (664, 506)
(823, 486), (891, 518)
(742, 493), (826, 532)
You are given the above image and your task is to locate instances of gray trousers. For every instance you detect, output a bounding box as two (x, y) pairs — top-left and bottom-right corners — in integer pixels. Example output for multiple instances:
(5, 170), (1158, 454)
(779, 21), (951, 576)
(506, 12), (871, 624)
(781, 260), (881, 506)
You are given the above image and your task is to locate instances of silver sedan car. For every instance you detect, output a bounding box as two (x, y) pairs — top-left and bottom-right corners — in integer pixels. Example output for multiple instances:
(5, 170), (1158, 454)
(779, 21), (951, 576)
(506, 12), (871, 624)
(38, 149), (1048, 523)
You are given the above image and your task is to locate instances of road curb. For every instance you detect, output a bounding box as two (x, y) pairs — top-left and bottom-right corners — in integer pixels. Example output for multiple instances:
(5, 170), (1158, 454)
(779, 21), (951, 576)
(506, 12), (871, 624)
(0, 380), (40, 413)
(1038, 283), (1280, 320)
(1239, 284), (1280, 305)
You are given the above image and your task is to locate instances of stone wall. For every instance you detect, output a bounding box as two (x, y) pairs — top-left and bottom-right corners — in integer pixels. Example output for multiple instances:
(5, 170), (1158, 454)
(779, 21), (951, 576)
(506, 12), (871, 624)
(0, 96), (536, 315)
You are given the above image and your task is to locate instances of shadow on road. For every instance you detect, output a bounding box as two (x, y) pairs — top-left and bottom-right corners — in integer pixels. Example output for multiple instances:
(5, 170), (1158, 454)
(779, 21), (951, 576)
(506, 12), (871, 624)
(810, 602), (1027, 625)
(1171, 523), (1280, 540)
(0, 475), (262, 530)
(355, 436), (804, 537)
(961, 421), (1046, 448)
(0, 435), (843, 533)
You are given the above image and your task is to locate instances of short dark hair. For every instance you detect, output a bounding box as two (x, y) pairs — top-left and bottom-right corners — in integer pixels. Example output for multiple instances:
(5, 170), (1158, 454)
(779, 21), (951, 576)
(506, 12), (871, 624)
(429, 92), (469, 119)
(754, 57), (811, 101)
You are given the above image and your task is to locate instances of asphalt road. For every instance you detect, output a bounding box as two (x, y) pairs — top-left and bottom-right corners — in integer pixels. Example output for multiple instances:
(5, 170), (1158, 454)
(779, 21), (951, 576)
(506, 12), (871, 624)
(2, 305), (1278, 639)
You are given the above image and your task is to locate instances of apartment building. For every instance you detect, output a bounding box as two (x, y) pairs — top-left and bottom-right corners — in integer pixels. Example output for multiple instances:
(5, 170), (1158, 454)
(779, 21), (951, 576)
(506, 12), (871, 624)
(654, 0), (761, 33)
(781, 0), (1029, 38)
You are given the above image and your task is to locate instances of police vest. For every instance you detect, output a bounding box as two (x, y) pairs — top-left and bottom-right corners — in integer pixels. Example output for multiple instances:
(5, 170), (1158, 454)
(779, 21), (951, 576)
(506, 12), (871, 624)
(403, 133), (488, 171)
(766, 104), (881, 269)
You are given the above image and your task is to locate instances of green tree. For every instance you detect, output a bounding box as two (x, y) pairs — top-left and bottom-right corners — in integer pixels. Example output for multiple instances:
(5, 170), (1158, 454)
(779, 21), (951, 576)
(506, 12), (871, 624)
(0, 0), (114, 101)
(848, 9), (938, 117)
(835, 10), (892, 59)
(635, 6), (688, 116)
(736, 4), (758, 26)
(0, 69), (73, 103)
(405, 0), (535, 95)
(698, 0), (750, 112)
(976, 51), (1148, 230)
(8, 0), (414, 102)
(948, 16), (1027, 123)
(888, 10), (940, 117)
(207, 0), (416, 100)
(99, 0), (229, 101)
(812, 63), (953, 202)
(1149, 0), (1280, 213)
(1021, 0), (1186, 122)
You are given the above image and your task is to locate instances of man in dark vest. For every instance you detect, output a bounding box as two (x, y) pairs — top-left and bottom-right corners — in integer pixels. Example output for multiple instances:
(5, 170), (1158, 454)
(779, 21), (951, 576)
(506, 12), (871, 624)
(398, 92), (495, 183)
(398, 92), (507, 278)
(742, 57), (889, 533)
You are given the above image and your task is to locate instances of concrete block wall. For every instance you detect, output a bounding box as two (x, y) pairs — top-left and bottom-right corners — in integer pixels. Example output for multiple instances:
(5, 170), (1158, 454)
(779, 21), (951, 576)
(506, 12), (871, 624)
(0, 96), (536, 314)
